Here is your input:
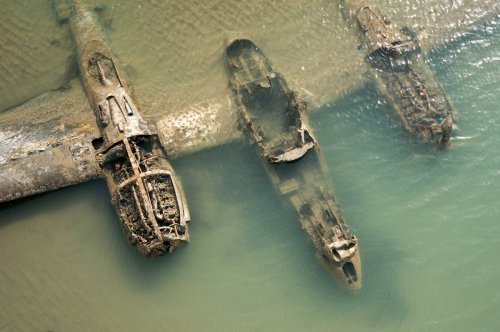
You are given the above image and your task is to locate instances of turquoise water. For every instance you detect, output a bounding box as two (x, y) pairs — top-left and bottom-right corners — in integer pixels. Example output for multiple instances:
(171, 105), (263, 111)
(1, 1), (500, 331)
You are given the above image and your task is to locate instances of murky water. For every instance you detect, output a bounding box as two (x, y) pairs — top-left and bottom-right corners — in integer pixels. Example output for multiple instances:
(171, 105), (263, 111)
(1, 1), (500, 331)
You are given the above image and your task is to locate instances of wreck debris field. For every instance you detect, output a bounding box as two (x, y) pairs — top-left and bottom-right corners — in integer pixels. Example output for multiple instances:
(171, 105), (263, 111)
(0, 0), (499, 331)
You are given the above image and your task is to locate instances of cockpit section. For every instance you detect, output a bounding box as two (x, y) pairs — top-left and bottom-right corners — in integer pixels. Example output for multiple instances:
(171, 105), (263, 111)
(315, 192), (361, 289)
(98, 135), (190, 257)
(299, 187), (362, 290)
(320, 233), (361, 289)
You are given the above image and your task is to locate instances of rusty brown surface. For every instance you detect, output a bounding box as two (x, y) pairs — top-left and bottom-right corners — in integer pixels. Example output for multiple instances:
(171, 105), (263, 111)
(64, 1), (190, 255)
(226, 38), (316, 163)
(104, 136), (190, 257)
(226, 39), (361, 289)
(340, 0), (455, 144)
(0, 82), (102, 203)
(0, 1), (191, 257)
(0, 133), (101, 203)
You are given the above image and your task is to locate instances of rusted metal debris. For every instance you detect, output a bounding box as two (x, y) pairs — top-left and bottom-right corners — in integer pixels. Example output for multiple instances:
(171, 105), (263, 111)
(225, 39), (362, 290)
(66, 2), (190, 256)
(341, 0), (455, 144)
(226, 41), (315, 163)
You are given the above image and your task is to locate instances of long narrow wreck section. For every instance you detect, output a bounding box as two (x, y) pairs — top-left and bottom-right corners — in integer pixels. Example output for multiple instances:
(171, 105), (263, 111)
(66, 1), (190, 256)
(340, 0), (455, 144)
(226, 39), (361, 290)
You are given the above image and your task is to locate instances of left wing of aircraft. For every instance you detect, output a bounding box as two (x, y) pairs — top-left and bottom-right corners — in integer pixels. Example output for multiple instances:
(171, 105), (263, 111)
(0, 82), (101, 202)
(0, 77), (241, 203)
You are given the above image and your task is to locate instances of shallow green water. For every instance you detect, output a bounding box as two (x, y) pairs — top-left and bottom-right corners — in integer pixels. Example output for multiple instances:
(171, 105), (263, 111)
(1, 1), (500, 331)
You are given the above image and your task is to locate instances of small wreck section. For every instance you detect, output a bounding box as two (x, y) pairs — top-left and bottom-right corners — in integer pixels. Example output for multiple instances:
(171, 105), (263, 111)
(67, 1), (190, 256)
(226, 39), (361, 290)
(341, 0), (455, 144)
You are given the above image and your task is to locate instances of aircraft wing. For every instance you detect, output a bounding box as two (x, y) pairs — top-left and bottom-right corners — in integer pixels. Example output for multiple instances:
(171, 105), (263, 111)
(0, 76), (241, 203)
(2, 1), (498, 203)
(2, 1), (498, 115)
(144, 95), (241, 159)
(124, 0), (500, 158)
(0, 82), (101, 203)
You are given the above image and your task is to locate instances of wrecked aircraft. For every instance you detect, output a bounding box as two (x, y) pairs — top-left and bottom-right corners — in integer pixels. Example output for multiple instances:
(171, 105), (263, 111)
(340, 0), (455, 144)
(225, 39), (361, 289)
(0, 1), (190, 257)
(1, 0), (498, 288)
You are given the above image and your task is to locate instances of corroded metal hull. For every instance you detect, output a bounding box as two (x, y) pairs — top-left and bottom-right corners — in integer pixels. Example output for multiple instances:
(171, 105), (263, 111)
(99, 135), (190, 256)
(343, 1), (455, 144)
(67, 1), (190, 256)
(226, 39), (361, 289)
(226, 39), (315, 163)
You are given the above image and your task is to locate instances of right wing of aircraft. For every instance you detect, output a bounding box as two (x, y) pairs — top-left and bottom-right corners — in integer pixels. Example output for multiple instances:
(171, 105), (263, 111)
(110, 0), (499, 124)
(143, 95), (241, 159)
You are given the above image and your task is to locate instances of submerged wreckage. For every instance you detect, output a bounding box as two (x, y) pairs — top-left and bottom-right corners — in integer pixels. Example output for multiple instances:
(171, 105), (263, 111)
(0, 1), (190, 256)
(0, 0), (488, 291)
(225, 39), (362, 289)
(341, 0), (455, 144)
(67, 4), (190, 256)
(0, 0), (361, 289)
